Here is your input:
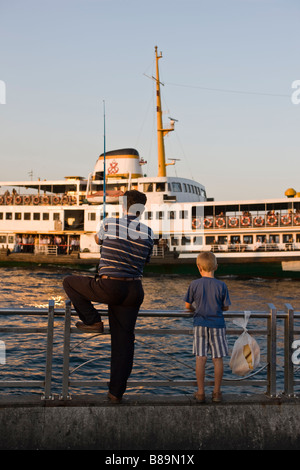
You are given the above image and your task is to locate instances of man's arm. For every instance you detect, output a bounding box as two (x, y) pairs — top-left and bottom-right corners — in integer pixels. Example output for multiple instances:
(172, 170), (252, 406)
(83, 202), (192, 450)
(185, 302), (195, 312)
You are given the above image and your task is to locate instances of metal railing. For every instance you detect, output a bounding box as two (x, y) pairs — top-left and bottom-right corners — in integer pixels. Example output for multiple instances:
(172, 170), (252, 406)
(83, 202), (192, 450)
(0, 301), (299, 400)
(0, 301), (55, 399)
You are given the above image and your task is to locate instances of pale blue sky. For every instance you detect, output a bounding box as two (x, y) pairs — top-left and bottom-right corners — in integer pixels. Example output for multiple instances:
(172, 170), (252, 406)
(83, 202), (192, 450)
(0, 0), (299, 201)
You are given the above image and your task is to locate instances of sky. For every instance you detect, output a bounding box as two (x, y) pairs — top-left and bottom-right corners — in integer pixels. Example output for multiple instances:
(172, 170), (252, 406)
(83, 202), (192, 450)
(0, 0), (300, 202)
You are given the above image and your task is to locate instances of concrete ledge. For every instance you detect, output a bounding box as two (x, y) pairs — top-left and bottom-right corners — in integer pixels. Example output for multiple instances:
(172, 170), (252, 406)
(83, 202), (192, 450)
(1, 394), (300, 450)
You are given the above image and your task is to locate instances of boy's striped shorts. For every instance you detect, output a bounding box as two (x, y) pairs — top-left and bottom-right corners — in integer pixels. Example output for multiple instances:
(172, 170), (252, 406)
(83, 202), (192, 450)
(193, 326), (228, 358)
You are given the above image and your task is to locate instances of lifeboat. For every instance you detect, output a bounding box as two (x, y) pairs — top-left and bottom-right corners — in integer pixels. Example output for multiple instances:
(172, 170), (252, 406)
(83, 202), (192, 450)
(86, 189), (124, 204)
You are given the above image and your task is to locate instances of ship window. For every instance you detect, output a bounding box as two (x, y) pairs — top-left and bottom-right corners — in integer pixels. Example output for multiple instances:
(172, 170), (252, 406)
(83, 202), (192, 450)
(172, 182), (182, 192)
(144, 211), (153, 220)
(88, 213), (96, 221)
(218, 236), (228, 244)
(0, 236), (6, 243)
(170, 236), (179, 246)
(230, 236), (240, 243)
(243, 235), (253, 243)
(15, 213), (21, 220)
(0, 213), (3, 220)
(6, 213), (12, 220)
(179, 210), (188, 219)
(53, 213), (60, 221)
(182, 236), (191, 245)
(193, 236), (203, 245)
(205, 236), (215, 245)
(43, 213), (49, 221)
(143, 183), (153, 192)
(168, 211), (176, 219)
(156, 211), (164, 220)
(183, 183), (187, 192)
(33, 213), (40, 220)
(24, 213), (31, 220)
(283, 234), (293, 243)
(156, 182), (165, 192)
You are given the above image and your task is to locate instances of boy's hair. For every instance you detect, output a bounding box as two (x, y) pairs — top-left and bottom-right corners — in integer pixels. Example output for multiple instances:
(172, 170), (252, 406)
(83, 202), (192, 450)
(197, 251), (217, 272)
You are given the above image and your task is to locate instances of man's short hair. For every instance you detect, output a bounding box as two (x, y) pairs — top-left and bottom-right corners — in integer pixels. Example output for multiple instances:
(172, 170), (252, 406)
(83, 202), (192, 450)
(123, 190), (147, 215)
(196, 251), (217, 272)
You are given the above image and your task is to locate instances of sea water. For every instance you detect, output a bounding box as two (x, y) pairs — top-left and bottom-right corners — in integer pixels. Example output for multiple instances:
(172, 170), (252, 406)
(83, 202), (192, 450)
(0, 267), (299, 397)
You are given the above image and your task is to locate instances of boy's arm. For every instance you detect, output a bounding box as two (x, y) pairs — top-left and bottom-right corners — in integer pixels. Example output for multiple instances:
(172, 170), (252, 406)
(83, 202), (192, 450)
(222, 306), (229, 311)
(185, 302), (195, 312)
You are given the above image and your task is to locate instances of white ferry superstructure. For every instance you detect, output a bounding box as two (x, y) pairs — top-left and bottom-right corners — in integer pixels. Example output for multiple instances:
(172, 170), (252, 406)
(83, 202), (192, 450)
(0, 47), (299, 276)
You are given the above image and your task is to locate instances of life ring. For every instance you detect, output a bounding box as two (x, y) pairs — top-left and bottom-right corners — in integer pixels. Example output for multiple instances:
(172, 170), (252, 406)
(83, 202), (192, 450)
(267, 215), (277, 226)
(42, 195), (50, 204)
(33, 195), (40, 205)
(254, 216), (264, 227)
(53, 196), (61, 205)
(241, 216), (251, 226)
(5, 196), (13, 205)
(192, 218), (201, 229)
(281, 214), (292, 225)
(203, 218), (213, 229)
(23, 195), (31, 205)
(15, 195), (22, 205)
(0, 196), (4, 205)
(62, 195), (69, 204)
(216, 217), (226, 228)
(294, 215), (300, 226)
(228, 217), (238, 227)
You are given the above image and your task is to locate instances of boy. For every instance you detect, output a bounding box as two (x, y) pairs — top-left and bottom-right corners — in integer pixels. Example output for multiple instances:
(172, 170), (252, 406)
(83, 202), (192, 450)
(184, 252), (231, 403)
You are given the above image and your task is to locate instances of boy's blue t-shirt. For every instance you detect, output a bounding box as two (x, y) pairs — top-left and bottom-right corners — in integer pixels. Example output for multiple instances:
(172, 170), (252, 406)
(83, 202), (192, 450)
(184, 277), (231, 328)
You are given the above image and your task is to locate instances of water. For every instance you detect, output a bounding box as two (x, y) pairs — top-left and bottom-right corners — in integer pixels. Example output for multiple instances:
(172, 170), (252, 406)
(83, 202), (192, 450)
(0, 266), (299, 397)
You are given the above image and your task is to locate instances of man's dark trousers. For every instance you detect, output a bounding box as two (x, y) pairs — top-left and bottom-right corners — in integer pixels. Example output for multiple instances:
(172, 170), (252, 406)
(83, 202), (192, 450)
(63, 275), (144, 399)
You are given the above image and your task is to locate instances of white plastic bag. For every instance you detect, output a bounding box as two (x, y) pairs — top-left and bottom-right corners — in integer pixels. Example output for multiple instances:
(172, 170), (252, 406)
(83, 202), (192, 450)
(229, 311), (260, 376)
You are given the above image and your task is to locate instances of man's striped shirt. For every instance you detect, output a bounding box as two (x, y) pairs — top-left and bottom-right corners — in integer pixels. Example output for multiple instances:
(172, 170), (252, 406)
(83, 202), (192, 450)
(97, 215), (154, 278)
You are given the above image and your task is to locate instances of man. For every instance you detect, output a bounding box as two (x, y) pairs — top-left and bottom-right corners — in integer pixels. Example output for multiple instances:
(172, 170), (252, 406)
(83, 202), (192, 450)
(63, 190), (154, 403)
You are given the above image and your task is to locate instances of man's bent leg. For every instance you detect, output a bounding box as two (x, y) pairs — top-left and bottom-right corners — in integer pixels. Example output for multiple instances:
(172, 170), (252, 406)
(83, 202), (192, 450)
(63, 275), (103, 325)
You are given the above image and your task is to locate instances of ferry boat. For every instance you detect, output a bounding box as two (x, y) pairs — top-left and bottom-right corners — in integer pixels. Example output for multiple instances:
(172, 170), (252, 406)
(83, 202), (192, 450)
(0, 47), (300, 277)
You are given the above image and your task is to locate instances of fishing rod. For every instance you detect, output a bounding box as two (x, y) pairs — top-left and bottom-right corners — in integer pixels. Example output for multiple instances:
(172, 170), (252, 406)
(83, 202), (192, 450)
(102, 100), (106, 222)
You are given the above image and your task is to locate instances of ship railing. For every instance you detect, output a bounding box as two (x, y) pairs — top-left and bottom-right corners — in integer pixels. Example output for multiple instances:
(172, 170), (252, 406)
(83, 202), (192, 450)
(0, 302), (299, 400)
(0, 194), (77, 206)
(200, 213), (300, 230)
(152, 246), (165, 257)
(34, 245), (58, 256)
(210, 242), (300, 253)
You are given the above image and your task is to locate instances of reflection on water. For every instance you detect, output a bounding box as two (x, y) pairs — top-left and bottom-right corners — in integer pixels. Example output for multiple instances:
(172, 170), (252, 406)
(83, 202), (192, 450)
(0, 267), (299, 397)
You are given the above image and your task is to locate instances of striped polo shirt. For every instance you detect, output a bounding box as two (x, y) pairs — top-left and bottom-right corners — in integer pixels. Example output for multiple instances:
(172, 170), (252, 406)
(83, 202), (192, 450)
(97, 215), (154, 278)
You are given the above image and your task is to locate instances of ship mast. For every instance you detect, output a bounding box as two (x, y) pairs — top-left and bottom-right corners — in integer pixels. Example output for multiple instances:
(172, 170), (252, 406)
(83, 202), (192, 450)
(155, 46), (175, 177)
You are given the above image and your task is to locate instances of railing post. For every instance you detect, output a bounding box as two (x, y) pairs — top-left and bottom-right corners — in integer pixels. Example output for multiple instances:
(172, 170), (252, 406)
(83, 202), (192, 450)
(284, 303), (294, 397)
(61, 300), (72, 400)
(43, 300), (54, 400)
(267, 303), (277, 397)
